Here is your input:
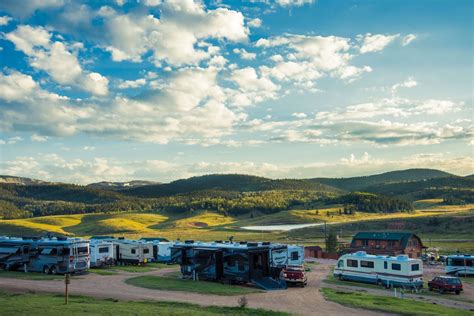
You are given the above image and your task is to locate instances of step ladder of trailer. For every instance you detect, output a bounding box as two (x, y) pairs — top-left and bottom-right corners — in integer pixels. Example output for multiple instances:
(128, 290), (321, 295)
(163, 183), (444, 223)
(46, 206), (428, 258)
(251, 277), (287, 290)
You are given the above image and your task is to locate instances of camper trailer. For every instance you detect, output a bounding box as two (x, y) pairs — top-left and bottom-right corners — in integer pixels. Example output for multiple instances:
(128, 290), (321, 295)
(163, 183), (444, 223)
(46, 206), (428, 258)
(91, 237), (153, 264)
(445, 254), (474, 276)
(287, 245), (305, 266)
(334, 251), (423, 289)
(89, 239), (114, 267)
(140, 238), (173, 263)
(0, 237), (89, 274)
(171, 241), (287, 290)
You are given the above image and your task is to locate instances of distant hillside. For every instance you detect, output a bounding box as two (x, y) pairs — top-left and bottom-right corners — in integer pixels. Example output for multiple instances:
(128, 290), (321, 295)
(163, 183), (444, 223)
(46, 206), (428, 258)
(121, 174), (341, 198)
(0, 175), (50, 186)
(311, 168), (453, 192)
(87, 180), (160, 190)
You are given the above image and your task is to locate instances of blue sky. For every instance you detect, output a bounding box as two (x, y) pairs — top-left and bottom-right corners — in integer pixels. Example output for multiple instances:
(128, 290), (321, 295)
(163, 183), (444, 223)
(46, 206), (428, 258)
(0, 0), (472, 184)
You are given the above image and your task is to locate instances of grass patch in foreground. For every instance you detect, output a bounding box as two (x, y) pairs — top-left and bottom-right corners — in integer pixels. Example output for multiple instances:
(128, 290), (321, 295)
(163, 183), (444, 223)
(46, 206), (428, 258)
(0, 291), (287, 316)
(87, 269), (118, 276)
(0, 271), (66, 281)
(321, 288), (471, 316)
(126, 275), (261, 296)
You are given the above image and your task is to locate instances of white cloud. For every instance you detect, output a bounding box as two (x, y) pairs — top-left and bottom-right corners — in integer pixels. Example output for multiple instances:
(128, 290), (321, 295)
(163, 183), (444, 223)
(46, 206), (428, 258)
(100, 3), (248, 66)
(230, 67), (280, 106)
(83, 146), (95, 151)
(6, 25), (109, 96)
(292, 112), (307, 118)
(274, 0), (315, 7)
(358, 33), (400, 53)
(257, 34), (373, 86)
(233, 48), (256, 60)
(0, 16), (12, 26)
(117, 78), (147, 89)
(402, 34), (417, 46)
(0, 0), (64, 18)
(391, 77), (418, 92)
(2, 152), (472, 184)
(248, 18), (262, 28)
(31, 134), (48, 142)
(0, 136), (23, 145)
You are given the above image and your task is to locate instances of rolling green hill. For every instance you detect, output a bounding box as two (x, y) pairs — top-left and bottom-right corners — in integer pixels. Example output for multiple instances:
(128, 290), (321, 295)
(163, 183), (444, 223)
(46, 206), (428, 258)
(311, 168), (453, 192)
(121, 174), (341, 198)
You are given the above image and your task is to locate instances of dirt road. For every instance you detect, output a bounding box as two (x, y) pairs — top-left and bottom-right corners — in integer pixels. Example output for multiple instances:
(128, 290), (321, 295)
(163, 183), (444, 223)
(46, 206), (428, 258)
(1, 261), (472, 315)
(0, 264), (385, 316)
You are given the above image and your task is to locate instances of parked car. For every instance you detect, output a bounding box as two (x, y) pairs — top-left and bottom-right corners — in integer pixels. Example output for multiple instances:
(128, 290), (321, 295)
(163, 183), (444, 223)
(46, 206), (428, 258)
(281, 265), (307, 287)
(428, 276), (463, 295)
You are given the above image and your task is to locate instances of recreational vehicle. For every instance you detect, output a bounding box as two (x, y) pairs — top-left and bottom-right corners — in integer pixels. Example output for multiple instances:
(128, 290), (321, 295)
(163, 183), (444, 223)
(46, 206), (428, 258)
(89, 239), (115, 267)
(140, 238), (173, 263)
(287, 245), (305, 266)
(445, 254), (474, 276)
(91, 237), (153, 264)
(0, 237), (89, 274)
(171, 240), (287, 290)
(334, 251), (423, 289)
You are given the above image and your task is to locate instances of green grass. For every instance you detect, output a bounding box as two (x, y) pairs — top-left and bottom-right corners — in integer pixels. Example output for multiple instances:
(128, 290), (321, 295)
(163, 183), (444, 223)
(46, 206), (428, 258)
(126, 275), (261, 296)
(0, 271), (68, 280)
(87, 269), (118, 276)
(0, 291), (287, 316)
(109, 262), (176, 273)
(321, 288), (471, 316)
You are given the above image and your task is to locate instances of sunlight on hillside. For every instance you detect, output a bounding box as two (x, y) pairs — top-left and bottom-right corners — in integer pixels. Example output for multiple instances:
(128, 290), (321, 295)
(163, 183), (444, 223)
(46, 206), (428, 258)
(171, 212), (235, 228)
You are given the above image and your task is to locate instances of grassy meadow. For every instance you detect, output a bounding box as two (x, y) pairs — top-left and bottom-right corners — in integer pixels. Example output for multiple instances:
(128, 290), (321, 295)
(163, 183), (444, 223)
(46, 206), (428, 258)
(0, 202), (472, 253)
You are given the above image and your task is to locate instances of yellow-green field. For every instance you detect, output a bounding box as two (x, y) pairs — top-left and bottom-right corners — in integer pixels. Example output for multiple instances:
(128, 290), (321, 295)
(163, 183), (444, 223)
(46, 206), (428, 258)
(0, 203), (472, 246)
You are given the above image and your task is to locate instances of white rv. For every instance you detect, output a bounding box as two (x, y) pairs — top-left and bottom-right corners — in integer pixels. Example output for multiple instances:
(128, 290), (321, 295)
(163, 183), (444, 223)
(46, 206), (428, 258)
(139, 238), (173, 263)
(89, 240), (114, 268)
(91, 237), (153, 265)
(445, 254), (474, 276)
(287, 245), (305, 266)
(334, 251), (423, 289)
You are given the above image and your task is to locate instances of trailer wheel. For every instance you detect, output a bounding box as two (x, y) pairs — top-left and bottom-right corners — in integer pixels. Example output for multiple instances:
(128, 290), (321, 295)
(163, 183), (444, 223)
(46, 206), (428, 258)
(43, 266), (50, 274)
(376, 279), (382, 286)
(50, 265), (57, 275)
(455, 290), (460, 295)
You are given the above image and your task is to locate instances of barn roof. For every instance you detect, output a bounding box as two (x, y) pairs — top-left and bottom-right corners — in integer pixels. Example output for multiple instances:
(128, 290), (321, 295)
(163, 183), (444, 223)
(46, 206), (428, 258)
(352, 231), (423, 248)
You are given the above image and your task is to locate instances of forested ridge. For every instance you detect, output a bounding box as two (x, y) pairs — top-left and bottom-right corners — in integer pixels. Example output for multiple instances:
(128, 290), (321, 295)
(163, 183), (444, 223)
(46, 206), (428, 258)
(0, 169), (470, 220)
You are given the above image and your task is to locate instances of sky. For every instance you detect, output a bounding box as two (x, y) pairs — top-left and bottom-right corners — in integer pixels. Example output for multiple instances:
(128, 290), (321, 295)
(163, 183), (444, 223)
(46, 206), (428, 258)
(0, 0), (472, 184)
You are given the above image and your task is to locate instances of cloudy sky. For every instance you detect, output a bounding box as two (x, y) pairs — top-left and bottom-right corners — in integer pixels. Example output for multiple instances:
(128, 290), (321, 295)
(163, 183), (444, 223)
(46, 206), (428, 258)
(0, 0), (472, 184)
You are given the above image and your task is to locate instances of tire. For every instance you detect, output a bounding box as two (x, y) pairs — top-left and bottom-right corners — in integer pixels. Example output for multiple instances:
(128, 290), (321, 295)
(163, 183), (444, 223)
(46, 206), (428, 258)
(50, 265), (57, 275)
(43, 266), (50, 274)
(439, 288), (445, 294)
(455, 290), (460, 295)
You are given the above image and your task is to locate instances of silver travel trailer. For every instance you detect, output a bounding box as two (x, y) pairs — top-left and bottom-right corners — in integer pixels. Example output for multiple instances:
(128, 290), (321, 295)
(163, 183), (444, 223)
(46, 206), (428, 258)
(89, 239), (114, 267)
(91, 237), (153, 264)
(140, 237), (173, 263)
(0, 236), (89, 274)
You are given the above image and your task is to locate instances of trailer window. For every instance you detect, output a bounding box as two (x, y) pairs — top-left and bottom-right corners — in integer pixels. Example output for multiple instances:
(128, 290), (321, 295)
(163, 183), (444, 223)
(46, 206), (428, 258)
(384, 261), (387, 269)
(360, 260), (374, 268)
(98, 247), (109, 254)
(291, 251), (299, 261)
(337, 260), (344, 268)
(59, 248), (70, 256)
(391, 263), (401, 271)
(411, 264), (420, 271)
(131, 249), (136, 254)
(77, 247), (88, 255)
(143, 248), (150, 254)
(238, 258), (245, 271)
(347, 259), (358, 268)
(40, 248), (56, 255)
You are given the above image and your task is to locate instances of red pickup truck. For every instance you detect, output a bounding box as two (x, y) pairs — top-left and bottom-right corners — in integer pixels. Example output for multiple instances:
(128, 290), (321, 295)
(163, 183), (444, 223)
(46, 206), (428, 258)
(281, 265), (307, 287)
(428, 276), (463, 295)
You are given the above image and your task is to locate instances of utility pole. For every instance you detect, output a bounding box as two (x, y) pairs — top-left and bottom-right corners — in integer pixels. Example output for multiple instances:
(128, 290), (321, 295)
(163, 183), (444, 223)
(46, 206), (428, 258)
(324, 221), (328, 252)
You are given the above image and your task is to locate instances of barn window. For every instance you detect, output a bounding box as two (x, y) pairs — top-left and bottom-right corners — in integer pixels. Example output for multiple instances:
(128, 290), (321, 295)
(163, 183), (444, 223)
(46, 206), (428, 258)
(392, 263), (401, 271)
(347, 259), (358, 268)
(362, 240), (369, 246)
(360, 260), (374, 268)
